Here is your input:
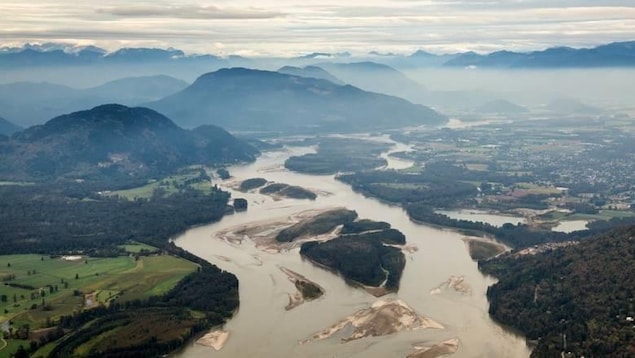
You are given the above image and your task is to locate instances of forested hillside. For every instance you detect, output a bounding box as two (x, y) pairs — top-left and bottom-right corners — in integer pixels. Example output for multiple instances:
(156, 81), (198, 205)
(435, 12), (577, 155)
(481, 225), (635, 357)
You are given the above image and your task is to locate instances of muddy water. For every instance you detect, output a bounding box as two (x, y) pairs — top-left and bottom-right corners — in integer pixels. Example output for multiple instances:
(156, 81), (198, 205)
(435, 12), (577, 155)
(174, 142), (531, 358)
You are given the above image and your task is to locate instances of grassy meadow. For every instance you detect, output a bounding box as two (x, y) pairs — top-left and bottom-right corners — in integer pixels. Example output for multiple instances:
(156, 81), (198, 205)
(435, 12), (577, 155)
(0, 249), (198, 357)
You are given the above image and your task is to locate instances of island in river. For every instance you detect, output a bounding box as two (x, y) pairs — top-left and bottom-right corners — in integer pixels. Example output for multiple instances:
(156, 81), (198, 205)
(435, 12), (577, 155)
(238, 177), (317, 200)
(212, 207), (408, 296)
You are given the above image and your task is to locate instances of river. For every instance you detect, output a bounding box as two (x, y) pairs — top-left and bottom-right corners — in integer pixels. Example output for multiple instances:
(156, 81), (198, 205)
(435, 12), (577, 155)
(174, 140), (532, 358)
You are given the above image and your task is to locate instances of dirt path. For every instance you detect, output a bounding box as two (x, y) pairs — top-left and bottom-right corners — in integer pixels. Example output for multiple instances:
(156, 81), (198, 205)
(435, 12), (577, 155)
(0, 337), (7, 352)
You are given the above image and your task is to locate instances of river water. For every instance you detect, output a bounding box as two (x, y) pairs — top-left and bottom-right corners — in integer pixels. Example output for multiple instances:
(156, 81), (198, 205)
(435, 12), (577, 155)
(174, 141), (531, 358)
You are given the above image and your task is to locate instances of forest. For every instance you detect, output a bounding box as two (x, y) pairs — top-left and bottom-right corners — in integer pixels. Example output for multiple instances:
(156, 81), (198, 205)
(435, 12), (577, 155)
(0, 182), (230, 255)
(480, 225), (635, 357)
(299, 219), (407, 291)
(0, 180), (239, 357)
(284, 138), (390, 174)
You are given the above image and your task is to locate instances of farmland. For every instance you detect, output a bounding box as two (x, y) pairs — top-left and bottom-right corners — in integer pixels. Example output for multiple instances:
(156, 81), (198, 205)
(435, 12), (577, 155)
(0, 250), (198, 357)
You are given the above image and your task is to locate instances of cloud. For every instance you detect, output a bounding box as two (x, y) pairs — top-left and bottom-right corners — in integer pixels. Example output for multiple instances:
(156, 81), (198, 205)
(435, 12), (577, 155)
(0, 1), (634, 56)
(96, 4), (285, 20)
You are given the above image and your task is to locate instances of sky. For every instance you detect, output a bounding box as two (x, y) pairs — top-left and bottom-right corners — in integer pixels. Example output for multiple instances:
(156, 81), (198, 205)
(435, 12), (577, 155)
(1, 0), (634, 56)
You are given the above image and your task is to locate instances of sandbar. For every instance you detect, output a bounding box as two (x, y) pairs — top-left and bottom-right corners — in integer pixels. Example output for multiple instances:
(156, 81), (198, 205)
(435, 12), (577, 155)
(301, 299), (443, 344)
(196, 329), (230, 351)
(408, 337), (460, 358)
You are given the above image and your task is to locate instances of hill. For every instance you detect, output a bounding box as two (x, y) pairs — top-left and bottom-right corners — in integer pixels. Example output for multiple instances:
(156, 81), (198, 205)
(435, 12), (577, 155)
(317, 62), (427, 103)
(476, 99), (528, 114)
(480, 225), (635, 357)
(0, 76), (188, 126)
(0, 104), (257, 180)
(147, 67), (444, 132)
(0, 116), (22, 135)
(545, 98), (603, 115)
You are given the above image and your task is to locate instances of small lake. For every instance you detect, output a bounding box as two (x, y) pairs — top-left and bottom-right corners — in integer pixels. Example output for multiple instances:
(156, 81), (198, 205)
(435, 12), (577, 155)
(551, 220), (589, 233)
(436, 209), (526, 227)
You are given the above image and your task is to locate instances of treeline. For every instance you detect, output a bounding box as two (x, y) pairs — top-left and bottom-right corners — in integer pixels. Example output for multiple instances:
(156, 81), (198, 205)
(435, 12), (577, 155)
(0, 182), (230, 254)
(480, 225), (635, 357)
(406, 203), (573, 248)
(405, 203), (628, 249)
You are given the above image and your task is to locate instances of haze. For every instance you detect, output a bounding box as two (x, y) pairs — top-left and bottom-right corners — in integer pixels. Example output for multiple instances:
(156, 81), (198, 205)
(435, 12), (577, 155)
(1, 0), (635, 55)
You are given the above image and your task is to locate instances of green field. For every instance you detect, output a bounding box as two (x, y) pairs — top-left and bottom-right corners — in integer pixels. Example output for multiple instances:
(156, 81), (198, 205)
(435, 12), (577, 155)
(514, 182), (562, 195)
(0, 181), (33, 186)
(117, 241), (158, 253)
(109, 171), (213, 200)
(0, 253), (198, 357)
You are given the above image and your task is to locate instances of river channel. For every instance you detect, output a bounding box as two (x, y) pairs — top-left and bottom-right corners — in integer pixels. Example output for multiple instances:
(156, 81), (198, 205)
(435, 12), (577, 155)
(174, 139), (532, 358)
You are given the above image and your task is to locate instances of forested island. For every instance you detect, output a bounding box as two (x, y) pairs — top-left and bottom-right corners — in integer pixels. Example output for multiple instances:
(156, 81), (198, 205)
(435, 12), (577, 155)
(275, 209), (408, 295)
(238, 178), (317, 200)
(284, 138), (390, 174)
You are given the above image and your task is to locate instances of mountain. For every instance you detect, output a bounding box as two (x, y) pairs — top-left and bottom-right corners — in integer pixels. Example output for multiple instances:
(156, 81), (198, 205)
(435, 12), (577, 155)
(476, 99), (529, 114)
(0, 117), (22, 135)
(103, 48), (186, 63)
(317, 62), (427, 103)
(147, 68), (445, 132)
(277, 65), (343, 85)
(0, 76), (189, 126)
(84, 75), (189, 104)
(481, 224), (635, 356)
(444, 41), (635, 68)
(0, 104), (257, 180)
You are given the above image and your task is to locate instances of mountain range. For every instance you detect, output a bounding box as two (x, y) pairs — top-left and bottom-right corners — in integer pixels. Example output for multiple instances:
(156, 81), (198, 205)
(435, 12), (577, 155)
(444, 41), (635, 68)
(0, 104), (258, 180)
(1, 41), (634, 69)
(147, 67), (445, 132)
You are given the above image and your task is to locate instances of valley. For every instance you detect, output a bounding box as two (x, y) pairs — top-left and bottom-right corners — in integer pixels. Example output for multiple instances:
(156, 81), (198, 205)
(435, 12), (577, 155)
(0, 40), (633, 358)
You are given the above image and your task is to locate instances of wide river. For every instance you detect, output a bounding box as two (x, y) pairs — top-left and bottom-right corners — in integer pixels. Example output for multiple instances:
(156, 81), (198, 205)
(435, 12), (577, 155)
(174, 139), (532, 358)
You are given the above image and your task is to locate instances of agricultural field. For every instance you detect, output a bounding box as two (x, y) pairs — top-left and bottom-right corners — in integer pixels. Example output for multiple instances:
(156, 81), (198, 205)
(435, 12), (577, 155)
(107, 169), (214, 200)
(0, 251), (198, 357)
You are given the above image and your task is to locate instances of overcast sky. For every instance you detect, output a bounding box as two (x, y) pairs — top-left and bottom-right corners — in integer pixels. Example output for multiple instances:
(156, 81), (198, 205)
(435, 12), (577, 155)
(1, 0), (634, 56)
